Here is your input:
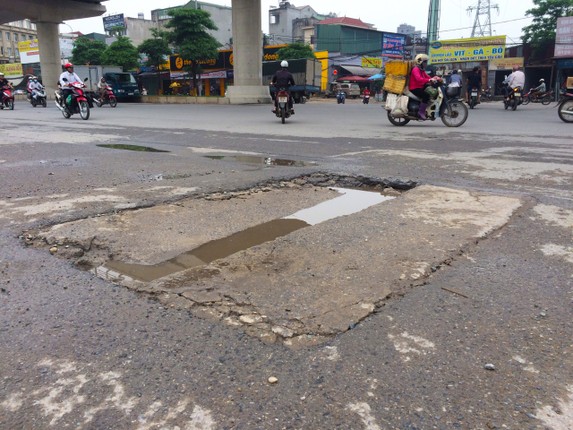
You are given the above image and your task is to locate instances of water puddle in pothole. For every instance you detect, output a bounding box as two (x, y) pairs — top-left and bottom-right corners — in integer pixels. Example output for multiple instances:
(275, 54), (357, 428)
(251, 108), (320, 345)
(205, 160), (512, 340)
(97, 144), (170, 153)
(204, 155), (317, 167)
(94, 188), (394, 283)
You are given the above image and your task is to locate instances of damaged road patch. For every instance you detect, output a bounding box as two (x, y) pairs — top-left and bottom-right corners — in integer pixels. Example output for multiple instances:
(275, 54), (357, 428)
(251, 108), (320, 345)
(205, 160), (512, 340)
(27, 177), (522, 346)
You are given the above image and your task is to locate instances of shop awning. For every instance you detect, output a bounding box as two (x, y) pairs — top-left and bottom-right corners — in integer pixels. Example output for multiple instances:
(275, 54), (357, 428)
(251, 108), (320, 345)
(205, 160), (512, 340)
(336, 75), (370, 82)
(340, 65), (382, 76)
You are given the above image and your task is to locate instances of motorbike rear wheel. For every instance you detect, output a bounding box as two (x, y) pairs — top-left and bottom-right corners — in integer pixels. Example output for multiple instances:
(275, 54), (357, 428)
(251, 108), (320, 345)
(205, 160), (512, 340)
(469, 97), (476, 109)
(110, 98), (117, 108)
(387, 111), (410, 126)
(541, 95), (552, 106)
(558, 99), (573, 123)
(511, 98), (518, 111)
(7, 99), (14, 110)
(62, 108), (71, 119)
(41, 98), (46, 108)
(280, 107), (286, 124)
(441, 100), (468, 127)
(31, 99), (37, 107)
(79, 101), (90, 120)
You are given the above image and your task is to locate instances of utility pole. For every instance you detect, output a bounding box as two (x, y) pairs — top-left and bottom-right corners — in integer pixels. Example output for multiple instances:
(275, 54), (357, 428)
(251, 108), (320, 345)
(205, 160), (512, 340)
(426, 0), (440, 51)
(467, 0), (499, 37)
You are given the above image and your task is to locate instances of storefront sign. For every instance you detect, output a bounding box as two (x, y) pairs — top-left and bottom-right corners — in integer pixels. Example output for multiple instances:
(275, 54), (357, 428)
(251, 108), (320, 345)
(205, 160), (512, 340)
(429, 36), (506, 64)
(103, 14), (125, 31)
(555, 16), (573, 58)
(489, 57), (524, 71)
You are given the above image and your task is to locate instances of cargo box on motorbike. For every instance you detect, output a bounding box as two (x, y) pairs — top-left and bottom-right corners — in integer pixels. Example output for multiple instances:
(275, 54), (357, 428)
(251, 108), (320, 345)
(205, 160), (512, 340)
(383, 60), (411, 95)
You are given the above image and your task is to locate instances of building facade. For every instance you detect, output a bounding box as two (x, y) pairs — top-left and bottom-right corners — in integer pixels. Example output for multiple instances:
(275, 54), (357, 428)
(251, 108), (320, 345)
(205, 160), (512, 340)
(268, 2), (328, 44)
(0, 20), (37, 64)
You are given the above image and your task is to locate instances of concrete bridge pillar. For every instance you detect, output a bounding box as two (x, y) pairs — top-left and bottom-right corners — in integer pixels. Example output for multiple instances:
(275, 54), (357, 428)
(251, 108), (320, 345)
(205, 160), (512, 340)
(226, 0), (271, 104)
(35, 21), (61, 99)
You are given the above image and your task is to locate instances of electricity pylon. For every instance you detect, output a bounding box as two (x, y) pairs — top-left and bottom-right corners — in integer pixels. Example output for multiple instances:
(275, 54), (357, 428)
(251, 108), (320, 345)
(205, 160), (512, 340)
(467, 0), (499, 37)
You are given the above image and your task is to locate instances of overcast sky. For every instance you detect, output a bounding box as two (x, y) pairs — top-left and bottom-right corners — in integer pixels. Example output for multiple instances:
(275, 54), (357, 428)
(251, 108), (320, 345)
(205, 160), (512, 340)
(63, 0), (533, 46)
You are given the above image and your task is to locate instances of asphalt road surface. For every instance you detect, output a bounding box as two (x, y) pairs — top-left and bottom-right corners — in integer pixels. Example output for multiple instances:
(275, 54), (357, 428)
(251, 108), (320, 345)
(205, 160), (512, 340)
(1, 98), (572, 429)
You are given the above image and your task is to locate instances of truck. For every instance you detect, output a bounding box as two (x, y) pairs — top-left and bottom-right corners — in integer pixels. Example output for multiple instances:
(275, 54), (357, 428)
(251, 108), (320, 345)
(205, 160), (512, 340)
(264, 58), (321, 104)
(72, 65), (141, 101)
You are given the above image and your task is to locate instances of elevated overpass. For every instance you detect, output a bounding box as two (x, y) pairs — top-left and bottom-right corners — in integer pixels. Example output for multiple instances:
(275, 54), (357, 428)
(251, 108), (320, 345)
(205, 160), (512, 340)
(0, 0), (269, 104)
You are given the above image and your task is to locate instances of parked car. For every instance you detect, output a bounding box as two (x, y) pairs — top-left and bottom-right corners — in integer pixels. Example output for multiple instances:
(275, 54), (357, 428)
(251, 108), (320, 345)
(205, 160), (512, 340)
(327, 82), (361, 99)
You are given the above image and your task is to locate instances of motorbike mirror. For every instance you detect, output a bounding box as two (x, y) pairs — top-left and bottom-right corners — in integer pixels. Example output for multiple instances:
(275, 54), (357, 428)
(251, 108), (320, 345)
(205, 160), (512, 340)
(62, 77), (68, 82)
(84, 77), (88, 82)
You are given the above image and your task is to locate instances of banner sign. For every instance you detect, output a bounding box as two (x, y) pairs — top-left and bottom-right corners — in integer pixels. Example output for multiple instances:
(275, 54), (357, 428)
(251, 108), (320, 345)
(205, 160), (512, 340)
(103, 13), (125, 31)
(382, 33), (405, 59)
(362, 57), (382, 68)
(429, 36), (506, 64)
(18, 39), (40, 64)
(0, 63), (23, 77)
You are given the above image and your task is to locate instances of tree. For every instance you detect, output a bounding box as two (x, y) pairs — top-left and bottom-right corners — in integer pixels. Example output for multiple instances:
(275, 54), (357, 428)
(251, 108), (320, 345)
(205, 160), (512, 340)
(164, 8), (221, 94)
(522, 0), (573, 50)
(276, 42), (315, 61)
(101, 36), (140, 70)
(138, 29), (172, 95)
(71, 37), (107, 65)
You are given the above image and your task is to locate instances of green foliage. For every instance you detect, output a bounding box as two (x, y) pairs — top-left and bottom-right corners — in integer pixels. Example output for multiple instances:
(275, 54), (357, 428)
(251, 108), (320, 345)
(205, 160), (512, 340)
(138, 29), (171, 69)
(71, 37), (107, 65)
(101, 36), (140, 70)
(164, 8), (221, 90)
(522, 0), (573, 48)
(276, 43), (315, 61)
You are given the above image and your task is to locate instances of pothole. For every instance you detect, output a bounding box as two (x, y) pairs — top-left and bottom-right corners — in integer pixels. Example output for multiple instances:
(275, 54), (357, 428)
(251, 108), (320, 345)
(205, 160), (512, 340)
(204, 155), (317, 168)
(97, 144), (170, 153)
(23, 173), (523, 347)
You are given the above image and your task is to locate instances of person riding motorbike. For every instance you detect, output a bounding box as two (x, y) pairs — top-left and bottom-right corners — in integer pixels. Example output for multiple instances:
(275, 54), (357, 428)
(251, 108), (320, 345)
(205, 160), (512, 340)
(409, 54), (439, 120)
(59, 63), (83, 106)
(271, 60), (295, 114)
(0, 72), (12, 89)
(29, 77), (44, 101)
(466, 66), (482, 104)
(530, 78), (546, 96)
(96, 77), (108, 101)
(448, 69), (462, 99)
(503, 66), (525, 101)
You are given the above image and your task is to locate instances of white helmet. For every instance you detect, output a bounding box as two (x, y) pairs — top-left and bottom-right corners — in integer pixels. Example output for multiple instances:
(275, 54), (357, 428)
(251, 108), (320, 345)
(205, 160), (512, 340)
(280, 60), (288, 68)
(539, 78), (544, 82)
(414, 54), (429, 65)
(0, 72), (4, 77)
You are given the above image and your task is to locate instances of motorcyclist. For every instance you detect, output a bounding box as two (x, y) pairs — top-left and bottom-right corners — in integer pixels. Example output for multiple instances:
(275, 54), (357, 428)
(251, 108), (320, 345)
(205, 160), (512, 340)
(29, 77), (44, 100)
(466, 66), (482, 104)
(503, 66), (525, 101)
(448, 69), (462, 99)
(96, 77), (108, 101)
(0, 72), (12, 89)
(531, 78), (546, 95)
(409, 54), (439, 120)
(271, 60), (295, 114)
(59, 63), (82, 106)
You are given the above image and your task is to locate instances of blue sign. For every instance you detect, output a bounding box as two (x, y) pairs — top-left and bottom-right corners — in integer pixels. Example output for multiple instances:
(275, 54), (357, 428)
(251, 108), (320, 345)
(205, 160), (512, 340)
(382, 33), (406, 59)
(103, 14), (125, 31)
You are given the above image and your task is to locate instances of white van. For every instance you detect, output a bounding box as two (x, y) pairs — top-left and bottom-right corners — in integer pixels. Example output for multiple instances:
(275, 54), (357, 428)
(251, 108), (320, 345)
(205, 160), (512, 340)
(329, 82), (361, 98)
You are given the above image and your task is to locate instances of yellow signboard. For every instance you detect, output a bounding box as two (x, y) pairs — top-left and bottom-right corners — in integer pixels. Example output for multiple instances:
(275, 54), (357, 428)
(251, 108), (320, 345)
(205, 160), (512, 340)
(362, 57), (382, 68)
(429, 36), (506, 64)
(0, 63), (23, 77)
(18, 39), (39, 53)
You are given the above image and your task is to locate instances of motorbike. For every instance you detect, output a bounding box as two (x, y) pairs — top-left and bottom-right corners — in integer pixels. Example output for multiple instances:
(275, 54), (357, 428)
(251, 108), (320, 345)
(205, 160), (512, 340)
(386, 81), (468, 128)
(28, 88), (47, 108)
(363, 92), (370, 104)
(503, 85), (522, 111)
(274, 87), (291, 124)
(468, 88), (479, 109)
(55, 78), (90, 120)
(557, 90), (573, 123)
(1, 85), (14, 110)
(336, 90), (346, 104)
(95, 85), (117, 108)
(480, 86), (493, 102)
(521, 89), (553, 106)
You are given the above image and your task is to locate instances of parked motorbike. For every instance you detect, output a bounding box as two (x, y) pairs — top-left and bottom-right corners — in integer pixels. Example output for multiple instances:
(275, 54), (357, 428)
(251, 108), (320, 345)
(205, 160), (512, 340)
(503, 85), (522, 111)
(1, 85), (14, 110)
(386, 82), (468, 127)
(468, 88), (479, 109)
(55, 78), (90, 120)
(28, 87), (47, 108)
(480, 86), (493, 102)
(95, 85), (117, 108)
(557, 90), (573, 123)
(521, 89), (553, 106)
(336, 91), (346, 104)
(274, 87), (292, 124)
(363, 93), (370, 104)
